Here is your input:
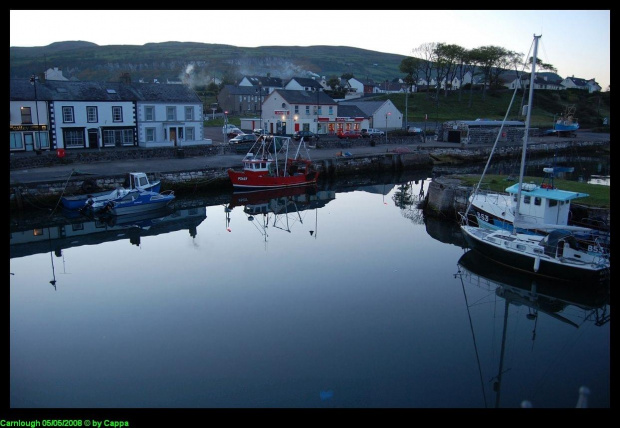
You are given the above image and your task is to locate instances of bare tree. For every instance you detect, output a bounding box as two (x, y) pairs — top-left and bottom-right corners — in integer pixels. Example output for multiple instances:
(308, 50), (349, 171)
(413, 42), (437, 99)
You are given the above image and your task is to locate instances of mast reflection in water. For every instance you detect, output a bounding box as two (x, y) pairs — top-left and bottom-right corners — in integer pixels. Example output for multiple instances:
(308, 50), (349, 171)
(10, 177), (609, 409)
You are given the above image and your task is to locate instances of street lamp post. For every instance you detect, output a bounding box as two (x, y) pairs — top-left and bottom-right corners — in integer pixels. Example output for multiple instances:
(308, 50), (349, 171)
(404, 86), (408, 131)
(385, 112), (391, 143)
(258, 81), (263, 134)
(30, 74), (42, 151)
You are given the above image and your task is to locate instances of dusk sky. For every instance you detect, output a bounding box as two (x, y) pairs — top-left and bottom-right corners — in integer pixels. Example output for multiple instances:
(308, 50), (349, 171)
(10, 10), (610, 90)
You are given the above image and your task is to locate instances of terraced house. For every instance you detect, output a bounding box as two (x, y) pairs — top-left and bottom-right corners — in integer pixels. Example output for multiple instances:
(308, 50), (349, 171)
(9, 77), (204, 153)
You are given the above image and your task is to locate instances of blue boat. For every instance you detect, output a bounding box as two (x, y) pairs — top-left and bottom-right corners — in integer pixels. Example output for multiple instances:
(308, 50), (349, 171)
(553, 105), (579, 132)
(61, 172), (161, 210)
(87, 189), (175, 216)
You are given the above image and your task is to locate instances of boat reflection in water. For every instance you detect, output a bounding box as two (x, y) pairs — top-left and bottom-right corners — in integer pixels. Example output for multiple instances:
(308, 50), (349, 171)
(9, 205), (208, 288)
(455, 248), (609, 408)
(225, 185), (335, 242)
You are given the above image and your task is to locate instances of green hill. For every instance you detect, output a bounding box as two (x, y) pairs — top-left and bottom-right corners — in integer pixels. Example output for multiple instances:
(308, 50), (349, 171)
(10, 41), (610, 129)
(381, 88), (610, 130)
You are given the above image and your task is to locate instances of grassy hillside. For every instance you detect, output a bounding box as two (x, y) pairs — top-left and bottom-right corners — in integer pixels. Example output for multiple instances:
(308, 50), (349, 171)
(382, 88), (610, 130)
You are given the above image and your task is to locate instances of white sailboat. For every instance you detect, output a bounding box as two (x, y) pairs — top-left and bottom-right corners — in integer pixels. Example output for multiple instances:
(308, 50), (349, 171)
(460, 35), (610, 282)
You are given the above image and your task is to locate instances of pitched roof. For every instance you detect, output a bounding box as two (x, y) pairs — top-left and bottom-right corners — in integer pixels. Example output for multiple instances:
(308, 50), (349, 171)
(222, 84), (269, 96)
(565, 76), (589, 87)
(271, 89), (336, 105)
(244, 76), (283, 87)
(336, 104), (367, 118)
(338, 100), (385, 116)
(286, 77), (323, 89)
(9, 79), (201, 103)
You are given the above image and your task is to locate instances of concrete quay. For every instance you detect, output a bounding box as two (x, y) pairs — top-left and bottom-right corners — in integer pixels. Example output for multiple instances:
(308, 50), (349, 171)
(9, 131), (610, 212)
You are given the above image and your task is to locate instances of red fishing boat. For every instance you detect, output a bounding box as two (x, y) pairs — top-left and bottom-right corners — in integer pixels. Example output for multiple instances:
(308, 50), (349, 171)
(227, 135), (319, 190)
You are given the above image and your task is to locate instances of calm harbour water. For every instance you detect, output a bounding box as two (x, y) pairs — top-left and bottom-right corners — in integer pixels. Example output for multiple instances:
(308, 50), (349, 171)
(9, 166), (610, 411)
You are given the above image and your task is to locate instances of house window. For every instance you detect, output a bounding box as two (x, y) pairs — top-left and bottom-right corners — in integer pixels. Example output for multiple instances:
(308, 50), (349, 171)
(87, 106), (98, 123)
(145, 128), (156, 142)
(305, 106), (310, 115)
(112, 106), (123, 122)
(10, 132), (23, 149)
(318, 106), (322, 115)
(122, 129), (133, 145)
(62, 106), (75, 123)
(185, 127), (194, 140)
(294, 106), (299, 114)
(63, 128), (85, 148)
(102, 128), (134, 147)
(35, 132), (50, 149)
(166, 107), (176, 121)
(328, 106), (333, 115)
(21, 107), (32, 124)
(185, 106), (194, 121)
(145, 106), (155, 121)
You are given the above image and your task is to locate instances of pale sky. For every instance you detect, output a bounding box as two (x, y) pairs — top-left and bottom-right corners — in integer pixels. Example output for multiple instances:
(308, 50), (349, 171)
(10, 10), (610, 90)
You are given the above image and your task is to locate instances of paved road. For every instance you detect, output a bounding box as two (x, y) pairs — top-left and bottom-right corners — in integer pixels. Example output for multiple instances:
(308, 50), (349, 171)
(9, 128), (609, 186)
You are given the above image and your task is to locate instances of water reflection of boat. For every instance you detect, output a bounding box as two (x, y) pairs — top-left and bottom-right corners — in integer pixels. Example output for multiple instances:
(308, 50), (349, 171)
(225, 185), (335, 240)
(455, 249), (609, 408)
(9, 205), (207, 259)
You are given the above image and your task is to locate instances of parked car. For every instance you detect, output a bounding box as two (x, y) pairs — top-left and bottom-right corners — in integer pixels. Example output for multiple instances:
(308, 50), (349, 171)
(407, 126), (423, 135)
(336, 131), (362, 139)
(253, 129), (265, 136)
(361, 128), (385, 137)
(228, 133), (257, 145)
(293, 130), (319, 141)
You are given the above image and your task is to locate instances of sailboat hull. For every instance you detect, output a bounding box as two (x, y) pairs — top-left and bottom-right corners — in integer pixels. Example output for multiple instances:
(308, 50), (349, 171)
(461, 226), (609, 283)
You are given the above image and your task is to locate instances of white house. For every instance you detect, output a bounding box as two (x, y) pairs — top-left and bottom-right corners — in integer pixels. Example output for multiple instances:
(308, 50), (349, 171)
(44, 67), (69, 81)
(338, 99), (402, 130)
(284, 77), (324, 92)
(9, 78), (205, 152)
(9, 78), (51, 152)
(133, 83), (204, 148)
(561, 76), (601, 93)
(238, 76), (283, 94)
(261, 89), (338, 135)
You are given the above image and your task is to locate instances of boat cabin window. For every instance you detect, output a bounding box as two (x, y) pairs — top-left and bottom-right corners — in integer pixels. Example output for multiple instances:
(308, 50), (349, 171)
(513, 196), (517, 202)
(138, 176), (148, 186)
(534, 197), (542, 206)
(523, 196), (531, 204)
(549, 199), (558, 207)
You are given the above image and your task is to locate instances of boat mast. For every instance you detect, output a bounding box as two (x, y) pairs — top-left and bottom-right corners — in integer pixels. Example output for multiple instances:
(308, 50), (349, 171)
(514, 34), (541, 234)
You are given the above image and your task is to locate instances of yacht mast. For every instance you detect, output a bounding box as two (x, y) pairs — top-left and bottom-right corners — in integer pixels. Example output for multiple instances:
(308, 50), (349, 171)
(514, 34), (541, 234)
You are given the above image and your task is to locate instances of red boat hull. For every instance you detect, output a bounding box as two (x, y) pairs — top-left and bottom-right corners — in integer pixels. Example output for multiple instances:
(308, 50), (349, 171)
(227, 169), (319, 190)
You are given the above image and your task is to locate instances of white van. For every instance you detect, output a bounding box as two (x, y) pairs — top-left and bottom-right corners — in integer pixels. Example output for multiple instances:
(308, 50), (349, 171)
(222, 124), (239, 132)
(361, 128), (385, 137)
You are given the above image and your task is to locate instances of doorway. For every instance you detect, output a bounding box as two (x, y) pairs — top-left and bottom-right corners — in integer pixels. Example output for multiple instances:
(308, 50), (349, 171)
(447, 130), (461, 143)
(170, 128), (177, 146)
(24, 133), (34, 151)
(88, 129), (98, 149)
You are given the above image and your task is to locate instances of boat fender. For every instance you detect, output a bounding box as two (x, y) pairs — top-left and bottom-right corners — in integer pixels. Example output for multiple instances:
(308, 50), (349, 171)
(533, 256), (540, 272)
